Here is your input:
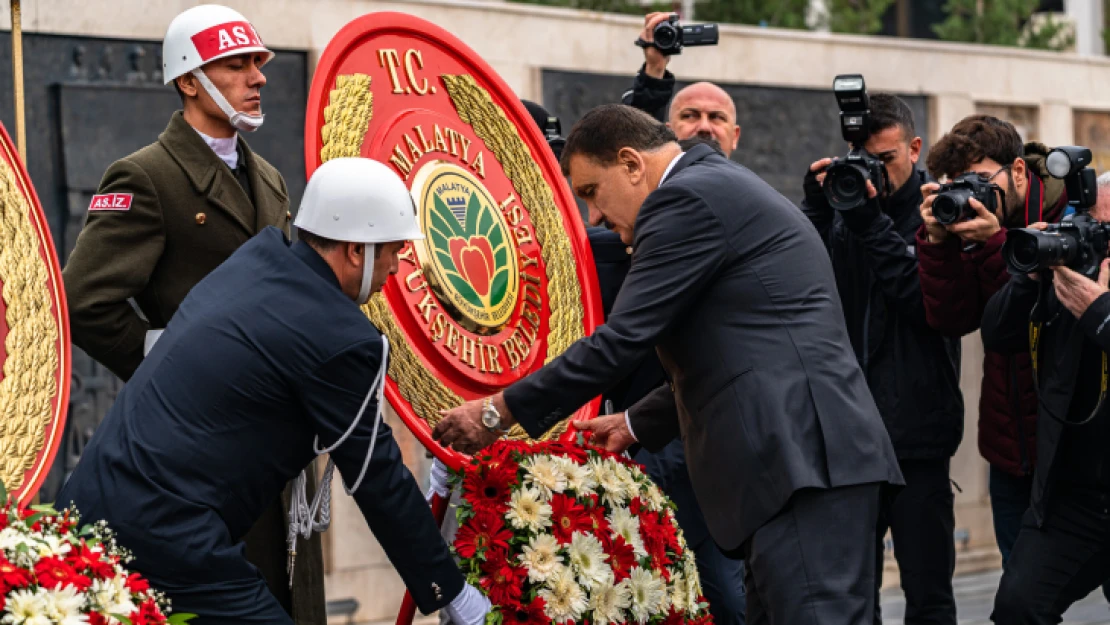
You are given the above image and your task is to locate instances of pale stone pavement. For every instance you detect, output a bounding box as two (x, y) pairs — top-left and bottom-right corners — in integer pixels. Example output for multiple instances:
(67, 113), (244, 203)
(881, 569), (1110, 624)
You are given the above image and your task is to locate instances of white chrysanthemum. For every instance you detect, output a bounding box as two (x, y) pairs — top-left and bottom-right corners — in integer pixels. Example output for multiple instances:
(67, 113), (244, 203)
(590, 578), (632, 625)
(523, 455), (567, 497)
(557, 456), (598, 494)
(539, 565), (589, 623)
(567, 531), (611, 589)
(519, 534), (563, 583)
(628, 566), (667, 624)
(506, 487), (553, 532)
(669, 572), (688, 613)
(89, 576), (136, 618)
(591, 459), (634, 506)
(644, 485), (667, 512)
(42, 585), (88, 625)
(607, 506), (648, 557)
(35, 533), (73, 559)
(1, 588), (50, 625)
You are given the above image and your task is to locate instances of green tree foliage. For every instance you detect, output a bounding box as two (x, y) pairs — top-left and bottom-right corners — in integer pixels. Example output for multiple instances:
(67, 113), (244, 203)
(505, 0), (647, 16)
(694, 0), (810, 29)
(933, 0), (1075, 51)
(826, 0), (896, 35)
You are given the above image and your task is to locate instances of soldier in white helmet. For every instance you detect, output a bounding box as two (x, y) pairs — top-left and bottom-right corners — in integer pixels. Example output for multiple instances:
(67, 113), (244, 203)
(60, 5), (324, 622)
(58, 158), (491, 625)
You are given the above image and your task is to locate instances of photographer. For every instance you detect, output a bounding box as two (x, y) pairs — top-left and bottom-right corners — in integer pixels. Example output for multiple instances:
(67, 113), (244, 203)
(622, 13), (740, 157)
(916, 115), (1067, 566)
(802, 92), (962, 625)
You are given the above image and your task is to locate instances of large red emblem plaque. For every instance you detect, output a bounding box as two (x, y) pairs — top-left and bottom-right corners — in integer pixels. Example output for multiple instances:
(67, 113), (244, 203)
(306, 13), (603, 469)
(0, 123), (71, 505)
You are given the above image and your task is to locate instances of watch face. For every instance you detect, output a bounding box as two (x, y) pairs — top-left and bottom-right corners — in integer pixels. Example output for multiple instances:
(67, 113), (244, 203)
(481, 409), (498, 428)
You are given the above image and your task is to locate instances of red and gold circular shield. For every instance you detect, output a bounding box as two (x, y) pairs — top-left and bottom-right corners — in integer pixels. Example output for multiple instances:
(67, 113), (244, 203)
(306, 13), (603, 469)
(0, 123), (71, 505)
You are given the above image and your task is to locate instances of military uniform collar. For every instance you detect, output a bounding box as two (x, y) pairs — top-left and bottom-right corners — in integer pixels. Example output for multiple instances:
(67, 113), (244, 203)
(292, 239), (343, 292)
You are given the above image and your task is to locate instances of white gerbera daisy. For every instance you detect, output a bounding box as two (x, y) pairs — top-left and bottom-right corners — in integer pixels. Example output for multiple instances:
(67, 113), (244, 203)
(539, 565), (589, 623)
(557, 456), (598, 494)
(567, 531), (611, 589)
(522, 455), (567, 498)
(644, 485), (668, 512)
(35, 534), (73, 559)
(607, 506), (648, 557)
(2, 588), (50, 625)
(519, 534), (563, 583)
(591, 459), (634, 507)
(42, 585), (88, 625)
(628, 566), (667, 624)
(506, 487), (553, 532)
(590, 578), (632, 625)
(670, 572), (688, 613)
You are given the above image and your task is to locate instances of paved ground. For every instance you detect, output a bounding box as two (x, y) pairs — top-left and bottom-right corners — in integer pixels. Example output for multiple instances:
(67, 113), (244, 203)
(881, 569), (1110, 624)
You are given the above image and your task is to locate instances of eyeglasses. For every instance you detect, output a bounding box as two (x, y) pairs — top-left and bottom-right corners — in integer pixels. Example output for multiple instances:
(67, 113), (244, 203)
(976, 164), (1011, 183)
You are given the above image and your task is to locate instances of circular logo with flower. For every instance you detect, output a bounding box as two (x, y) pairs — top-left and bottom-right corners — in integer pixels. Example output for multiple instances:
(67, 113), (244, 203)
(415, 162), (520, 331)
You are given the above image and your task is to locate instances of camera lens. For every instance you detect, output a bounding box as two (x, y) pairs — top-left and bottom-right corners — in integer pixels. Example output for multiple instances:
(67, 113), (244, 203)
(824, 162), (868, 211)
(654, 23), (678, 49)
(932, 190), (972, 226)
(1002, 228), (1075, 274)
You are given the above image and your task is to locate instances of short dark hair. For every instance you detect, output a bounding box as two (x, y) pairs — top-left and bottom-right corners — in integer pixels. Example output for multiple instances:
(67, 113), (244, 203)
(925, 114), (1024, 180)
(560, 104), (676, 174)
(297, 228), (340, 252)
(677, 135), (723, 155)
(868, 93), (916, 141)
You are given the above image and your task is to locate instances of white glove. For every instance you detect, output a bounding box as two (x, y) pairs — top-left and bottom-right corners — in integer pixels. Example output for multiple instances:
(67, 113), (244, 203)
(444, 583), (490, 625)
(426, 457), (451, 501)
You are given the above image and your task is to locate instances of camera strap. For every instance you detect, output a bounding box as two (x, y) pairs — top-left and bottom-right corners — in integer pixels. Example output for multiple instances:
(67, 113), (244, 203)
(1029, 319), (1108, 426)
(1026, 172), (1044, 225)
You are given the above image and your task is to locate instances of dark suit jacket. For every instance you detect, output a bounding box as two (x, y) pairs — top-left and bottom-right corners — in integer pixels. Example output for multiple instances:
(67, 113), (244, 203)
(58, 228), (463, 617)
(506, 145), (902, 550)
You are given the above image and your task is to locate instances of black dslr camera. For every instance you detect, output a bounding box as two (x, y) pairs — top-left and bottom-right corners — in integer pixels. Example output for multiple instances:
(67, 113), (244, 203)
(1002, 146), (1106, 277)
(824, 74), (887, 211)
(636, 14), (719, 56)
(932, 173), (1000, 226)
(541, 115), (565, 162)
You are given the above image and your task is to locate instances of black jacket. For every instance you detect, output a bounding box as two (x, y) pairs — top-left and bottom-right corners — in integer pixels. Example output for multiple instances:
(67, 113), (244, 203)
(801, 169), (964, 460)
(506, 145), (902, 550)
(982, 272), (1110, 525)
(58, 229), (464, 618)
(621, 64), (675, 123)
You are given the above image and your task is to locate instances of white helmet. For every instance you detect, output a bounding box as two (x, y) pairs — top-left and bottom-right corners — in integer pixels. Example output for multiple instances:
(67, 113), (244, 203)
(163, 5), (273, 132)
(294, 158), (425, 304)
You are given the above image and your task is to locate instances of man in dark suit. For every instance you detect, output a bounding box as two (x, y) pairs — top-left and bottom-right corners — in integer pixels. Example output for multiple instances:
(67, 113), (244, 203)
(58, 158), (488, 625)
(434, 104), (903, 625)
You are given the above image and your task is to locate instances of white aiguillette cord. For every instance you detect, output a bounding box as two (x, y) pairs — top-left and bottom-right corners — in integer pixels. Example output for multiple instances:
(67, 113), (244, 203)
(286, 336), (390, 585)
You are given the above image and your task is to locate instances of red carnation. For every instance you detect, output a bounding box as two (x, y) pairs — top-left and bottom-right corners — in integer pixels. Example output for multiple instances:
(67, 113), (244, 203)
(502, 596), (547, 625)
(462, 463), (518, 514)
(0, 555), (32, 591)
(549, 494), (592, 544)
(640, 514), (674, 571)
(608, 535), (638, 582)
(34, 556), (91, 591)
(479, 558), (526, 606)
(629, 497), (645, 516)
(455, 510), (513, 560)
(125, 572), (151, 594)
(88, 613), (109, 625)
(67, 543), (114, 579)
(663, 607), (685, 625)
(129, 598), (167, 625)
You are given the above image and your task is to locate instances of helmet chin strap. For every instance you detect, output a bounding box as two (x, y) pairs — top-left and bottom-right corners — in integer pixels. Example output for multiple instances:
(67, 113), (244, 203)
(357, 244), (376, 305)
(191, 68), (264, 133)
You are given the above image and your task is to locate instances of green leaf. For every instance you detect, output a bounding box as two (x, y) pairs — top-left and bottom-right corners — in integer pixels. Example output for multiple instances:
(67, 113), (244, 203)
(79, 524), (95, 537)
(489, 269), (510, 306)
(167, 613), (199, 624)
(432, 195), (464, 238)
(464, 192), (483, 236)
(0, 480), (8, 505)
(447, 273), (483, 308)
(23, 512), (45, 526)
(436, 248), (458, 274)
(487, 221), (504, 250)
(493, 246), (508, 269)
(476, 202), (495, 238)
(30, 504), (58, 515)
(110, 615), (133, 625)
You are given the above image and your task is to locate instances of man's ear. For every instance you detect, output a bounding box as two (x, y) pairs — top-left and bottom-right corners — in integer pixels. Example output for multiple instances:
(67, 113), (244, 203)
(909, 136), (923, 164)
(176, 73), (199, 99)
(617, 147), (646, 184)
(1011, 156), (1027, 180)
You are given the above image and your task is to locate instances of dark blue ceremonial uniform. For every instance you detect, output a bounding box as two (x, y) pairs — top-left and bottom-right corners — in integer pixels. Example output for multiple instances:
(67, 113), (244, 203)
(58, 227), (464, 624)
(588, 227), (747, 625)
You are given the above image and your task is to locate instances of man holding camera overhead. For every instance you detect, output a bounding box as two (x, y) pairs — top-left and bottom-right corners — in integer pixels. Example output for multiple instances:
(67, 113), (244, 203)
(983, 147), (1110, 624)
(800, 78), (962, 625)
(916, 116), (1068, 569)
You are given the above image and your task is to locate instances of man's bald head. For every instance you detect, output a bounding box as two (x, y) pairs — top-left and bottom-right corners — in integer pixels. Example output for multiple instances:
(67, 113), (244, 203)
(668, 82), (740, 157)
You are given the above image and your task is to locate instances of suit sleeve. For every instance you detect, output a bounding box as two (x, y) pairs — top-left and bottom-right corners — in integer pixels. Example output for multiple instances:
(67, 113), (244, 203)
(981, 274), (1040, 355)
(505, 185), (727, 437)
(627, 383), (680, 452)
(621, 64), (675, 123)
(1077, 293), (1110, 354)
(300, 337), (464, 615)
(62, 158), (164, 381)
(842, 203), (930, 329)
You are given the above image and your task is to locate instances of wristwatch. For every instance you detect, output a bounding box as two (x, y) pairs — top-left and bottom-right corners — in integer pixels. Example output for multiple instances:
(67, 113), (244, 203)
(481, 398), (510, 434)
